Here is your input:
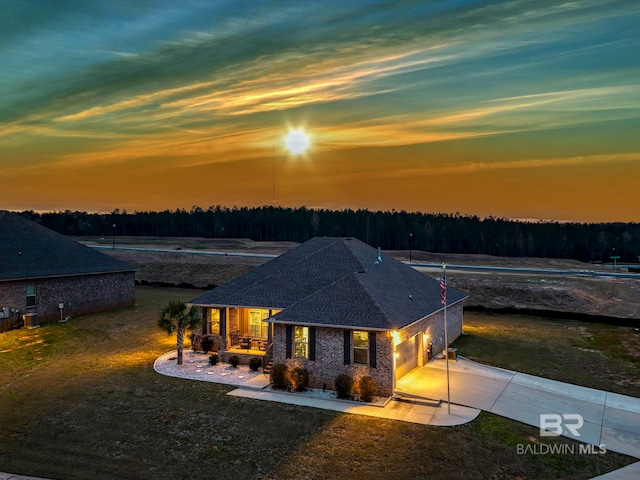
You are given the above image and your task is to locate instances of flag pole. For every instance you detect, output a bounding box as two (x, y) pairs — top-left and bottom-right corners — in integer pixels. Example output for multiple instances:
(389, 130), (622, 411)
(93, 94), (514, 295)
(442, 262), (451, 414)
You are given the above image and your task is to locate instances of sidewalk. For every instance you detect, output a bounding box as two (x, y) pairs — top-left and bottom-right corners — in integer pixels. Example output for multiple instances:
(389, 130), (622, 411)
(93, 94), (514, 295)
(228, 380), (479, 426)
(153, 350), (481, 427)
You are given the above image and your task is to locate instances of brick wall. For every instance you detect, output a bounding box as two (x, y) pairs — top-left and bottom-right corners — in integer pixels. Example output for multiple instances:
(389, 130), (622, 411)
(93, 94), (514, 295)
(0, 271), (135, 325)
(271, 301), (464, 397)
(273, 324), (395, 396)
(394, 301), (464, 364)
(229, 308), (239, 334)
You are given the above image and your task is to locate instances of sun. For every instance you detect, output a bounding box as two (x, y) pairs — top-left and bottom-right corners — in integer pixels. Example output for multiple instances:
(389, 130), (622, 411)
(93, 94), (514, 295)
(284, 129), (310, 155)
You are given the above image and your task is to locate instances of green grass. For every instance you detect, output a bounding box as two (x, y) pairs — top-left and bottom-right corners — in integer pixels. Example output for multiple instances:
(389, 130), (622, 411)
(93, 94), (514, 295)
(0, 289), (636, 480)
(454, 313), (640, 397)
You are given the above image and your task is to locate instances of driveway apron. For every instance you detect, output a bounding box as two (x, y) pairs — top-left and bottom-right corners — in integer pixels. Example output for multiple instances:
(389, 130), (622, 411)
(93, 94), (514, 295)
(396, 357), (640, 460)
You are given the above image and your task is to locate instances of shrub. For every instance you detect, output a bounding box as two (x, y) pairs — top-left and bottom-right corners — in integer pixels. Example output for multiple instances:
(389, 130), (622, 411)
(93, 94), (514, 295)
(358, 376), (377, 402)
(335, 374), (354, 400)
(290, 367), (310, 392)
(270, 363), (289, 390)
(229, 355), (240, 368)
(249, 357), (262, 372)
(189, 333), (199, 352)
(209, 353), (219, 366)
(201, 336), (214, 354)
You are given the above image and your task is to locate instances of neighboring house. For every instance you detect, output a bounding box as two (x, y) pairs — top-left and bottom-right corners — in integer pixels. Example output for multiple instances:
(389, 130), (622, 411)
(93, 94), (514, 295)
(0, 211), (136, 331)
(189, 237), (467, 396)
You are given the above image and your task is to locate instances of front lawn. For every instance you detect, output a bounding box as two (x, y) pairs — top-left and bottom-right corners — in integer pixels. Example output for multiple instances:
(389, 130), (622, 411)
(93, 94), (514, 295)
(0, 288), (635, 479)
(454, 312), (640, 397)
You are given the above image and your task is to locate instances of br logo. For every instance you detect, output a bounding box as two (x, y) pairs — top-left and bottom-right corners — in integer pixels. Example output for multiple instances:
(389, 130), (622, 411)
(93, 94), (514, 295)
(540, 414), (584, 437)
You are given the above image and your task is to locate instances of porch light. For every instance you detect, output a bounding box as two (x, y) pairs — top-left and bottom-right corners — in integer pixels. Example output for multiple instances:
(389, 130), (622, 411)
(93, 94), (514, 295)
(394, 352), (399, 359)
(391, 330), (401, 346)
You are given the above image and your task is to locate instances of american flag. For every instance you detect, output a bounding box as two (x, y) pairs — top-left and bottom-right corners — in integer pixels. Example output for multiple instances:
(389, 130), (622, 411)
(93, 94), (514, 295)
(440, 270), (446, 306)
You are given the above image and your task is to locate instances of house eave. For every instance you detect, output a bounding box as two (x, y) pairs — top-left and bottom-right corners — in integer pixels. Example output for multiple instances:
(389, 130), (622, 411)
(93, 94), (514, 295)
(267, 319), (392, 332)
(388, 296), (468, 331)
(188, 302), (284, 311)
(0, 269), (138, 283)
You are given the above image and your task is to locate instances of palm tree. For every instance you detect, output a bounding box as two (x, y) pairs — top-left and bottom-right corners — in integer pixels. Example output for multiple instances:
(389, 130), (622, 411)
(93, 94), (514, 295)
(159, 300), (200, 365)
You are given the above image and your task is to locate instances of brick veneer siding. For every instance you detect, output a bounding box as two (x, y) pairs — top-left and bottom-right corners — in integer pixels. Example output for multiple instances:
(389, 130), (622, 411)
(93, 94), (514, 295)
(396, 301), (464, 365)
(273, 324), (395, 396)
(271, 301), (463, 397)
(0, 271), (135, 325)
(229, 308), (239, 335)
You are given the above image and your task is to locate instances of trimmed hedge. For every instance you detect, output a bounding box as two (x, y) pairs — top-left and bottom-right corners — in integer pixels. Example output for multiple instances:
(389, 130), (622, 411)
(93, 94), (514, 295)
(290, 367), (310, 392)
(249, 357), (262, 372)
(270, 363), (289, 390)
(335, 374), (354, 400)
(358, 376), (377, 402)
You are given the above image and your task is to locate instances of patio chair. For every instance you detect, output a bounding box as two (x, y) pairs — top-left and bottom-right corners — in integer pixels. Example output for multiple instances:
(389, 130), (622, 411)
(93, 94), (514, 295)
(239, 337), (251, 349)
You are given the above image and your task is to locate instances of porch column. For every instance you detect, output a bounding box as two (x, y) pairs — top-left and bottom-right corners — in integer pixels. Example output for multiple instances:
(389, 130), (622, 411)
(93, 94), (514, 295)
(267, 310), (274, 346)
(220, 308), (227, 351)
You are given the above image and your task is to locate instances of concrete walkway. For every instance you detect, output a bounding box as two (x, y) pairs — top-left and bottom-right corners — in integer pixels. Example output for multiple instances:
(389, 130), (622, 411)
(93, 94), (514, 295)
(228, 373), (480, 426)
(151, 350), (481, 427)
(396, 356), (640, 460)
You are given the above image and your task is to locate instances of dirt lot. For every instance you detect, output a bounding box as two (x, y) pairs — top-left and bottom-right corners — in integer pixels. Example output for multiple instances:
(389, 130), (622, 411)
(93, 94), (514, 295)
(87, 237), (640, 321)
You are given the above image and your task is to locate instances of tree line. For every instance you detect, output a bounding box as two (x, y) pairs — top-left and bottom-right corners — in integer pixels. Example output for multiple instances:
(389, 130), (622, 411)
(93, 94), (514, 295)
(17, 206), (640, 263)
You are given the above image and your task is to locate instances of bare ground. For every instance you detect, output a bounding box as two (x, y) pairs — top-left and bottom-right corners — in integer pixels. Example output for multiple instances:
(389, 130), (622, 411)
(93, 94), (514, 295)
(90, 237), (640, 321)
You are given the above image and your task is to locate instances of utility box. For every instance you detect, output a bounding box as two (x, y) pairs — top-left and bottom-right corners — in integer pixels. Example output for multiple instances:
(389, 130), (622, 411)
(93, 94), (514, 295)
(23, 313), (39, 329)
(443, 348), (457, 360)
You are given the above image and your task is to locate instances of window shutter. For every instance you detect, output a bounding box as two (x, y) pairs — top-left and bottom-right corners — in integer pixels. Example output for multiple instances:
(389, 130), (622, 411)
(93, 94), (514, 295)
(343, 329), (351, 365)
(202, 308), (208, 334)
(369, 332), (376, 368)
(285, 325), (292, 359)
(309, 327), (316, 361)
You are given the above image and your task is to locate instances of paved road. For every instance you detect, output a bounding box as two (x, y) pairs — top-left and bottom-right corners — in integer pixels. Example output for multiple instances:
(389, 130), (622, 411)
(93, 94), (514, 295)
(411, 262), (640, 279)
(91, 245), (640, 279)
(90, 244), (278, 259)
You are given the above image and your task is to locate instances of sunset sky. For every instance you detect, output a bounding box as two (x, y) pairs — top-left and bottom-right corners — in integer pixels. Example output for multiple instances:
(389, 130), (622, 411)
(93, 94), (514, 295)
(2, 1), (639, 222)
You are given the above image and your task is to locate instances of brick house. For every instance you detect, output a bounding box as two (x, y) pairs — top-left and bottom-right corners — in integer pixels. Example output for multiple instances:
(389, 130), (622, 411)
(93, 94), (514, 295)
(189, 237), (466, 396)
(0, 211), (136, 331)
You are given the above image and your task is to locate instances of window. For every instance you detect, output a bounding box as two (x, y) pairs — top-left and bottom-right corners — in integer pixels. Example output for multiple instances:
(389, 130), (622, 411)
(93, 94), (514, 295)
(294, 326), (309, 359)
(353, 331), (369, 365)
(209, 309), (220, 335)
(26, 285), (36, 308)
(249, 309), (270, 338)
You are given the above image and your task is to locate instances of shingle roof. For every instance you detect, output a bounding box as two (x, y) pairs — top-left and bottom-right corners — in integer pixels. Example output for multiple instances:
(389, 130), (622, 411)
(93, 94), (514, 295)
(0, 211), (136, 281)
(190, 237), (466, 330)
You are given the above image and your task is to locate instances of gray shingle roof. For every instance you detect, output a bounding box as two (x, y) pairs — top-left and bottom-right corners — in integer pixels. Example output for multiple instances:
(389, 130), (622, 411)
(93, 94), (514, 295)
(0, 211), (136, 281)
(190, 237), (466, 330)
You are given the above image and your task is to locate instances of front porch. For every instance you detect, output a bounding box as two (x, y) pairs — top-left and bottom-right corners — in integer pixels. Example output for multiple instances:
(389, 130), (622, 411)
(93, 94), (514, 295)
(195, 305), (279, 359)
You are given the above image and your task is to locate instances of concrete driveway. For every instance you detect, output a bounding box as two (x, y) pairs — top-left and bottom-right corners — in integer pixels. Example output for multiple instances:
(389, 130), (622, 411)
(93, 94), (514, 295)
(396, 357), (640, 460)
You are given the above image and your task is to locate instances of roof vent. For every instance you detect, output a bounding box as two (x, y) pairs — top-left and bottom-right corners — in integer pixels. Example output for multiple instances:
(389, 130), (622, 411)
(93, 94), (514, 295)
(374, 247), (382, 265)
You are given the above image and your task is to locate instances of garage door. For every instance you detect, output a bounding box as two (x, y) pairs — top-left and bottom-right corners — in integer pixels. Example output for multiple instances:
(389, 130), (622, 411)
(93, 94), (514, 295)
(396, 334), (418, 380)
